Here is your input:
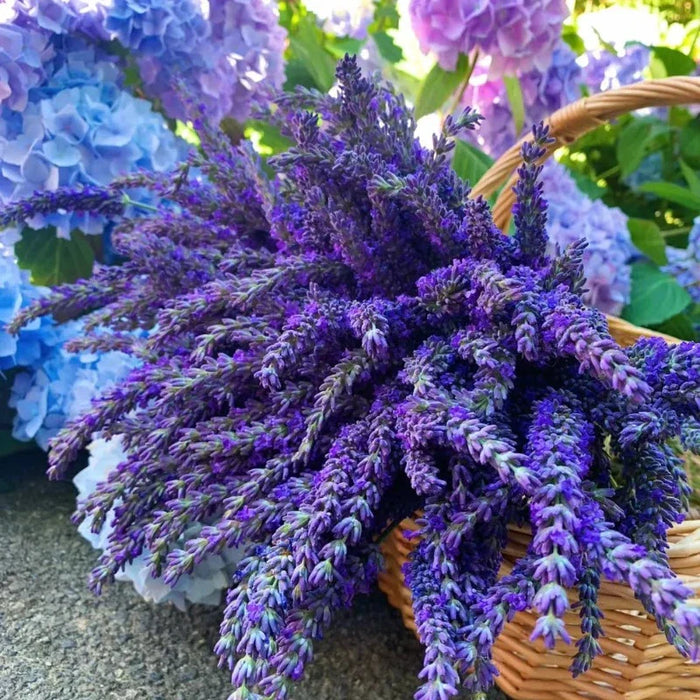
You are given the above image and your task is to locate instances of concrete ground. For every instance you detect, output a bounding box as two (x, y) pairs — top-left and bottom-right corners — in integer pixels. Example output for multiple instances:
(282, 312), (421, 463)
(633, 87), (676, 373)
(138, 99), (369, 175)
(0, 450), (508, 700)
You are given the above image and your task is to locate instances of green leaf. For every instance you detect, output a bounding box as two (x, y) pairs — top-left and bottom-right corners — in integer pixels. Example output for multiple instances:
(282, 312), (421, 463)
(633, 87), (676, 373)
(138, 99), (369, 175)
(637, 181), (700, 210)
(561, 23), (586, 56)
(372, 31), (403, 64)
(679, 158), (700, 196)
(245, 120), (293, 156)
(502, 75), (525, 134)
(616, 118), (669, 178)
(287, 15), (337, 92)
(680, 119), (700, 168)
(15, 227), (95, 286)
(650, 46), (696, 77)
(650, 313), (697, 341)
(371, 0), (400, 31)
(325, 36), (363, 60)
(568, 169), (606, 200)
(622, 263), (691, 326)
(452, 140), (494, 186)
(284, 57), (318, 91)
(627, 218), (667, 265)
(414, 53), (470, 119)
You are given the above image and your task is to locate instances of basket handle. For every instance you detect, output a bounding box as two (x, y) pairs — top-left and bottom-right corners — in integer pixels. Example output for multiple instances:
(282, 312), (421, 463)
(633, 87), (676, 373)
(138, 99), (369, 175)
(470, 76), (700, 231)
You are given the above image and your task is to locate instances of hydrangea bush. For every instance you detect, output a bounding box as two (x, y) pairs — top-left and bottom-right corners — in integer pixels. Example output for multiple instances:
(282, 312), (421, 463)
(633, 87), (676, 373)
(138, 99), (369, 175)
(5, 57), (700, 699)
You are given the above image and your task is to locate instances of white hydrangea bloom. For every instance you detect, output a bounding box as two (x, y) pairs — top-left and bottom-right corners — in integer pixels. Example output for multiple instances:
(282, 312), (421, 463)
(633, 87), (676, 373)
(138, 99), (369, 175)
(74, 436), (243, 610)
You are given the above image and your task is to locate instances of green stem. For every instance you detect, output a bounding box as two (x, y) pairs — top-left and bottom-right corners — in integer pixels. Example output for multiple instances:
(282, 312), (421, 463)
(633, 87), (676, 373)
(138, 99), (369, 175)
(688, 21), (700, 57)
(661, 226), (692, 238)
(596, 164), (620, 181)
(447, 49), (479, 119)
(121, 195), (159, 213)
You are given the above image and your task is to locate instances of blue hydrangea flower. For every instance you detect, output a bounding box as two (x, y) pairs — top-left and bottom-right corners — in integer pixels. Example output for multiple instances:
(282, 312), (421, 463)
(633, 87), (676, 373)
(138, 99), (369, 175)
(0, 232), (67, 371)
(6, 0), (110, 39)
(0, 232), (141, 448)
(0, 36), (184, 236)
(9, 319), (141, 449)
(541, 160), (635, 315)
(623, 151), (663, 191)
(663, 216), (700, 303)
(10, 0), (287, 124)
(542, 160), (635, 315)
(0, 232), (24, 363)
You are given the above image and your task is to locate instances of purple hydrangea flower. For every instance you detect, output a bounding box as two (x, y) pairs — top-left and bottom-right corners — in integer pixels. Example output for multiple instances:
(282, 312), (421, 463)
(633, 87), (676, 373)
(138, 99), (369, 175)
(521, 43), (582, 125)
(581, 44), (650, 94)
(409, 0), (568, 75)
(0, 21), (53, 112)
(105, 0), (287, 123)
(461, 43), (581, 157)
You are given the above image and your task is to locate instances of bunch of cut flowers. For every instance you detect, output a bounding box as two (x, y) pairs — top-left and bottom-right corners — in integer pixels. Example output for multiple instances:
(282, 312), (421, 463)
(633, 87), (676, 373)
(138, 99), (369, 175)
(4, 57), (700, 700)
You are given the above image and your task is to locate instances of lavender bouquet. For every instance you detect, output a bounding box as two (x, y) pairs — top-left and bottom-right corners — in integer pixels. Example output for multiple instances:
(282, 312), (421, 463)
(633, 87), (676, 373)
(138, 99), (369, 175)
(5, 57), (700, 699)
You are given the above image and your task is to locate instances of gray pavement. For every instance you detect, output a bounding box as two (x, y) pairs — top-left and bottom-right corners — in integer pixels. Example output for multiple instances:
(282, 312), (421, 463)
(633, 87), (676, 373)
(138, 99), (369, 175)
(0, 451), (508, 700)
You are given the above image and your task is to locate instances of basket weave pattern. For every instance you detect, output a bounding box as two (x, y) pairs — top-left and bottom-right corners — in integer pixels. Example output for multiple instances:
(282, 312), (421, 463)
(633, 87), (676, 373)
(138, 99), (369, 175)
(378, 519), (700, 700)
(379, 77), (700, 699)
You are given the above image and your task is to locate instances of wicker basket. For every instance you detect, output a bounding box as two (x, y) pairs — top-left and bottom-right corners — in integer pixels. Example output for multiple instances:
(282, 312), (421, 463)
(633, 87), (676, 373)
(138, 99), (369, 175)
(378, 76), (700, 699)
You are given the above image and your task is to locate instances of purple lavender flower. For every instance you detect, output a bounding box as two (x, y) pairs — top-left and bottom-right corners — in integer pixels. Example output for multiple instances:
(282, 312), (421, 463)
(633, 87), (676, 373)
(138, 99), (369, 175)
(5, 57), (699, 699)
(409, 0), (568, 75)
